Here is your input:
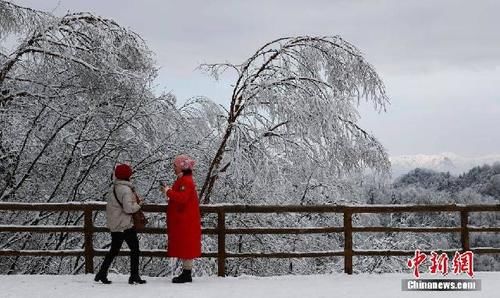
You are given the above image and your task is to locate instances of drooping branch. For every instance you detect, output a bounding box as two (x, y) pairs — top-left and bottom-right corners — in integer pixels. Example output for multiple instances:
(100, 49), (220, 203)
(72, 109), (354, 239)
(0, 0), (51, 38)
(199, 36), (390, 203)
(1, 10), (152, 99)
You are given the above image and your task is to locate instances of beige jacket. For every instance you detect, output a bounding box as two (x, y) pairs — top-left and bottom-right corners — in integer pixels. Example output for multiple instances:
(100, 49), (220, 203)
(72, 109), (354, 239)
(106, 180), (141, 232)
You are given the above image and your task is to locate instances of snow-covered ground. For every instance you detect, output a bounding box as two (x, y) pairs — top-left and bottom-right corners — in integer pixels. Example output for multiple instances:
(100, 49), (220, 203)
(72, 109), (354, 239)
(2, 272), (498, 298)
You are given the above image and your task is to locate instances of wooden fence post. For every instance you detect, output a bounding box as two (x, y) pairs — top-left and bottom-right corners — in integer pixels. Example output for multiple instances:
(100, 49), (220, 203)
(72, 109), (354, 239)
(460, 210), (470, 251)
(84, 206), (94, 274)
(344, 210), (353, 275)
(217, 209), (226, 277)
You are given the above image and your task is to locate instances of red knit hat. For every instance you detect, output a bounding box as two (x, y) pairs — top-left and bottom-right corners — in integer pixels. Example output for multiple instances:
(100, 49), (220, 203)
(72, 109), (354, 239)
(114, 164), (133, 180)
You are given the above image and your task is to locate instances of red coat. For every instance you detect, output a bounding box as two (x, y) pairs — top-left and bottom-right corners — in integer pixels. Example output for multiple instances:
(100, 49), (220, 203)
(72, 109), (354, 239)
(166, 174), (201, 259)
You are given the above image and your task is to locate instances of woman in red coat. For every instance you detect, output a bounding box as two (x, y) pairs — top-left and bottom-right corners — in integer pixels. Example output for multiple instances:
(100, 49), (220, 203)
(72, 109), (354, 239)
(161, 154), (201, 283)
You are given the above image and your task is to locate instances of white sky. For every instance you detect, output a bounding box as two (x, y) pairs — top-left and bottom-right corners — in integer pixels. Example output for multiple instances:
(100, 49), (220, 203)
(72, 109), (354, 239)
(8, 0), (500, 157)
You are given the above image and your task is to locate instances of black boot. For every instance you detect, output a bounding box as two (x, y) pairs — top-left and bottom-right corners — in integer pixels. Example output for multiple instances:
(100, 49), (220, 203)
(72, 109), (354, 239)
(172, 269), (192, 283)
(94, 272), (112, 284)
(129, 275), (147, 284)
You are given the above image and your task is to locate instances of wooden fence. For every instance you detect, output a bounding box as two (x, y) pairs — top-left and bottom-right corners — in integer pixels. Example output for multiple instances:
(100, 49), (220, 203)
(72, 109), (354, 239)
(0, 202), (499, 276)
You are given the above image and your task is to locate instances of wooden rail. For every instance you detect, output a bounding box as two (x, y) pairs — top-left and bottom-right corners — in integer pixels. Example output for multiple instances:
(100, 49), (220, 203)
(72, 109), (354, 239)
(0, 202), (499, 276)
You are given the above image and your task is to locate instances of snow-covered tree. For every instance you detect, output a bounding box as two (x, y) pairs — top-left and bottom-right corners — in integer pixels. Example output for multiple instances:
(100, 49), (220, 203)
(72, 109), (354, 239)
(1, 0), (159, 200)
(199, 36), (390, 204)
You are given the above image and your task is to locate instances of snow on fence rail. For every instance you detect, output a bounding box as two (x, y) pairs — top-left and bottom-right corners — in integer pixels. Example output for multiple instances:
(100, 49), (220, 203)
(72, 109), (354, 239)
(0, 202), (499, 276)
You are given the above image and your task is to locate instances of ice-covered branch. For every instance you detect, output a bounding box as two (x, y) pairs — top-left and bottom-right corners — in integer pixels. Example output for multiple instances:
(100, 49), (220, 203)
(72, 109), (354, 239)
(200, 35), (390, 203)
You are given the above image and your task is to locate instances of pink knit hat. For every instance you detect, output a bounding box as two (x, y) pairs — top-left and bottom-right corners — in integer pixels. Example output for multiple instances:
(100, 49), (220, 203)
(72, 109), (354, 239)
(174, 154), (195, 170)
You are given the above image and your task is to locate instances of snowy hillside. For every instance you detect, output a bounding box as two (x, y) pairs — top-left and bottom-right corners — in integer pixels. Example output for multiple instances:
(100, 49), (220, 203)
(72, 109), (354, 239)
(390, 152), (500, 178)
(3, 273), (498, 298)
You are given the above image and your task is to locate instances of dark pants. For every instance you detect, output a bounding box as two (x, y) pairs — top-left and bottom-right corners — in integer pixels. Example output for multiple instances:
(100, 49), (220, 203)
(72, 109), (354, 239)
(98, 228), (140, 277)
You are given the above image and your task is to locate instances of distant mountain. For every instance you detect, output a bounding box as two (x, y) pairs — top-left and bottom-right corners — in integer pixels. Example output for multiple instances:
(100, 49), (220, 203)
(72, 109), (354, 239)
(390, 152), (500, 178)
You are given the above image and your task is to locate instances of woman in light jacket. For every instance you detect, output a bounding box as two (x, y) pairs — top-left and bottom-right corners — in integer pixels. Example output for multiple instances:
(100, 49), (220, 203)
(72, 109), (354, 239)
(94, 164), (146, 285)
(161, 155), (201, 283)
